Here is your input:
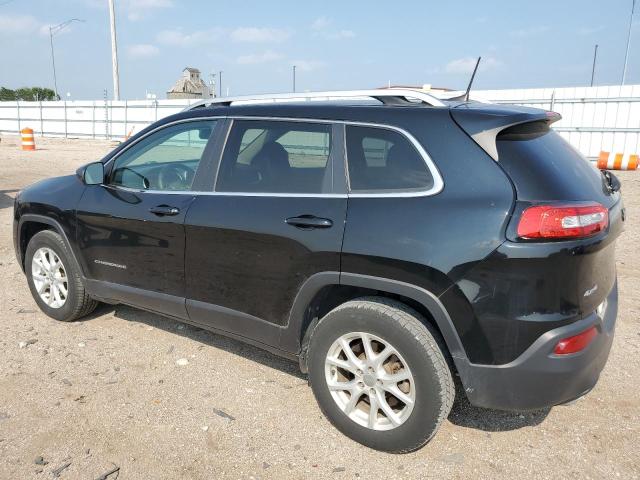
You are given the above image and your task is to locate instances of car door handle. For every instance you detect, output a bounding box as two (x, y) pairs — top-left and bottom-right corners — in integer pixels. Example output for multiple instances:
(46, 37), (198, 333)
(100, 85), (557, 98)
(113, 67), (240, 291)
(285, 215), (333, 229)
(149, 205), (180, 216)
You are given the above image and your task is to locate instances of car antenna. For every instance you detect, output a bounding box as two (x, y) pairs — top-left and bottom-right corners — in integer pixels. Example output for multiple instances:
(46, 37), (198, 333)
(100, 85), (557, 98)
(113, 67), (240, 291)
(463, 56), (481, 101)
(449, 56), (481, 102)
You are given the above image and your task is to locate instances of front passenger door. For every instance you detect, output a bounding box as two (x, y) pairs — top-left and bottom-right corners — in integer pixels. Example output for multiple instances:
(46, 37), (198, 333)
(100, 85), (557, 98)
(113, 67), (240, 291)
(76, 119), (219, 318)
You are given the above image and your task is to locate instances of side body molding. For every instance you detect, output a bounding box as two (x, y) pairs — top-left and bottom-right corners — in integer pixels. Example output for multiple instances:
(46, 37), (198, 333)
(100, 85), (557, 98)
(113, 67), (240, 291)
(281, 271), (341, 352)
(338, 273), (468, 362)
(16, 217), (471, 378)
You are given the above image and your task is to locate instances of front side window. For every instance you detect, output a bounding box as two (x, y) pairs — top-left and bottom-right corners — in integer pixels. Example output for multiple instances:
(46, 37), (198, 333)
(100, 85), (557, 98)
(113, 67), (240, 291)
(109, 120), (216, 191)
(345, 125), (434, 192)
(216, 120), (333, 194)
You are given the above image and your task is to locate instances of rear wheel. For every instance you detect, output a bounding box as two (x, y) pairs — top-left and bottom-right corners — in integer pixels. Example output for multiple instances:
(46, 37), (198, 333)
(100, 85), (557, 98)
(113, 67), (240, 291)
(308, 297), (454, 452)
(25, 230), (98, 321)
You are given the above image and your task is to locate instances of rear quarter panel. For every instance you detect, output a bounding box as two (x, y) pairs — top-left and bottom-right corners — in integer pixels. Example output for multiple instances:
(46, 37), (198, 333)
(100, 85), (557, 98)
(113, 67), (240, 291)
(341, 109), (515, 355)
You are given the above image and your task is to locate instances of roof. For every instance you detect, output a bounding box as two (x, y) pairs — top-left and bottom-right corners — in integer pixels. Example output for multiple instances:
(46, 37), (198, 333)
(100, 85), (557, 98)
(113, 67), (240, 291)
(184, 67), (201, 74)
(170, 96), (547, 129)
(163, 102), (456, 130)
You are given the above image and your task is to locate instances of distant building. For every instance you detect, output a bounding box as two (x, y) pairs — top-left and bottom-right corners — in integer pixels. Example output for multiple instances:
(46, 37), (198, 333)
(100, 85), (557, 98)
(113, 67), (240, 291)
(166, 67), (214, 99)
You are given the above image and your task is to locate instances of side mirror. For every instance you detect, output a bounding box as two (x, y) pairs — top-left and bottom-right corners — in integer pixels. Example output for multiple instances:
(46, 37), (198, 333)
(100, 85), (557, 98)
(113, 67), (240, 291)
(79, 161), (105, 185)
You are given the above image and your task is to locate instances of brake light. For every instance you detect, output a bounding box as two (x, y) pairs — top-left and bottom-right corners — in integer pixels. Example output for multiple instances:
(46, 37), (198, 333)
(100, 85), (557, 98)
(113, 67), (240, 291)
(553, 326), (598, 355)
(517, 203), (608, 240)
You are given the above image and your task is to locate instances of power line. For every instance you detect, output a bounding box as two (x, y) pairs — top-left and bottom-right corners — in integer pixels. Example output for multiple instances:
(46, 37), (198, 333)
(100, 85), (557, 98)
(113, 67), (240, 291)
(48, 18), (85, 99)
(621, 0), (636, 85)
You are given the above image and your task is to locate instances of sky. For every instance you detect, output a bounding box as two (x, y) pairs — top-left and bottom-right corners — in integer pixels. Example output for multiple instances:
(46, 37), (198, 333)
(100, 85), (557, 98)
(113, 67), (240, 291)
(0, 0), (638, 100)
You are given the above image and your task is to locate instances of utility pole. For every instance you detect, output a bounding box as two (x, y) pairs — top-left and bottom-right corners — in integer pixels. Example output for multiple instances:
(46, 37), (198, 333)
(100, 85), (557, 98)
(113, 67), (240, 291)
(591, 44), (598, 87)
(218, 71), (223, 97)
(209, 73), (216, 98)
(622, 0), (636, 85)
(292, 65), (296, 92)
(48, 18), (84, 100)
(108, 0), (121, 100)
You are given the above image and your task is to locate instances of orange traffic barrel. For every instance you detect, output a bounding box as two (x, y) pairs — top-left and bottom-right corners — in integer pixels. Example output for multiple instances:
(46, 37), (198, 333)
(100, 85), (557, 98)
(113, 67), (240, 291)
(21, 128), (35, 151)
(597, 151), (638, 171)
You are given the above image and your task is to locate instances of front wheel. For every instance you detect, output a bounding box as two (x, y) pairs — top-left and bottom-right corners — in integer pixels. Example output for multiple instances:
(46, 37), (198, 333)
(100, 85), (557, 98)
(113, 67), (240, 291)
(308, 297), (454, 453)
(25, 230), (98, 321)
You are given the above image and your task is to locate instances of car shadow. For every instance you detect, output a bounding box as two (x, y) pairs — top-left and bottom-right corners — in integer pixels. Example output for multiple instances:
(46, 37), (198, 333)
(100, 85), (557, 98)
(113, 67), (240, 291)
(85, 303), (306, 380)
(83, 303), (551, 431)
(0, 189), (18, 210)
(447, 378), (551, 431)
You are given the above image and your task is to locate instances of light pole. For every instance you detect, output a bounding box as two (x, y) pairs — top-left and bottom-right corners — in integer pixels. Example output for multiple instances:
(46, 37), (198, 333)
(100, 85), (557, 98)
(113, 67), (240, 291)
(48, 18), (84, 100)
(108, 0), (120, 100)
(218, 71), (223, 97)
(292, 65), (296, 92)
(622, 0), (636, 85)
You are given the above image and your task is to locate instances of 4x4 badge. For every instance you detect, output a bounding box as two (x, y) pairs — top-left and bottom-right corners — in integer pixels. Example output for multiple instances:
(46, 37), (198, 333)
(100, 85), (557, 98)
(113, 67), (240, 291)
(583, 284), (598, 297)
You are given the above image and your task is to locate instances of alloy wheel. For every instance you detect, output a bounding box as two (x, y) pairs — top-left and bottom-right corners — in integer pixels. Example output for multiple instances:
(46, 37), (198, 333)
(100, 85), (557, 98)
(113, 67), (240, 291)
(324, 332), (415, 431)
(31, 247), (68, 309)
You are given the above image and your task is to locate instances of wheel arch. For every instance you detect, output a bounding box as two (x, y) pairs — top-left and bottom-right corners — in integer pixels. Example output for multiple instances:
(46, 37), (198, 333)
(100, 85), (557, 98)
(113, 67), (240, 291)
(289, 272), (469, 375)
(18, 214), (83, 275)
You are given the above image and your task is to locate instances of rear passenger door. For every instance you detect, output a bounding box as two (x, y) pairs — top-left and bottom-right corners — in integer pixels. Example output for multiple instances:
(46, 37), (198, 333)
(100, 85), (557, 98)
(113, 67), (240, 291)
(184, 119), (347, 346)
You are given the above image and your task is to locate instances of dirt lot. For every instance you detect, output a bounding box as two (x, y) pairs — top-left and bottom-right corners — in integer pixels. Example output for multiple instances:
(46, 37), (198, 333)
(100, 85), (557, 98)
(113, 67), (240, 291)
(0, 135), (638, 480)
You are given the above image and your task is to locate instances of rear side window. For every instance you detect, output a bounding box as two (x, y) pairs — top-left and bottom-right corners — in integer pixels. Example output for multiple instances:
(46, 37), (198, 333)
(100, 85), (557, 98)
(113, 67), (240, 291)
(345, 126), (433, 192)
(216, 120), (332, 194)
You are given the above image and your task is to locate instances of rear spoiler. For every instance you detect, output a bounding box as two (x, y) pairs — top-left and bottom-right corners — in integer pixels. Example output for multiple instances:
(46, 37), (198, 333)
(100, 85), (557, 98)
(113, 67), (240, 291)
(450, 104), (561, 161)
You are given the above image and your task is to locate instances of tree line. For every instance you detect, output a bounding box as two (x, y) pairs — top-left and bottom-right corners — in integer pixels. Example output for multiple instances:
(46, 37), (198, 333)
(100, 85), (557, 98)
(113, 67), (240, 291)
(0, 87), (59, 101)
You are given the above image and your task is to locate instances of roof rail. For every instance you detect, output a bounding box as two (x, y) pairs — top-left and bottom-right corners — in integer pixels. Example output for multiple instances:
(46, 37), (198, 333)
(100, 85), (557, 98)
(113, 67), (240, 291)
(182, 89), (446, 111)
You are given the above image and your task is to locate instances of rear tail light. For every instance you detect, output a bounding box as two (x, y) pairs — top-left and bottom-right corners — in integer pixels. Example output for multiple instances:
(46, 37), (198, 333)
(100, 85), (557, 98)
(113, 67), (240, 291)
(517, 202), (608, 240)
(553, 326), (598, 355)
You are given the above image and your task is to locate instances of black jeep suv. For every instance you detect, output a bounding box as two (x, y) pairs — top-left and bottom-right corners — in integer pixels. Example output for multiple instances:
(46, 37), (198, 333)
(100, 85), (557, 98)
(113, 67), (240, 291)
(13, 90), (622, 452)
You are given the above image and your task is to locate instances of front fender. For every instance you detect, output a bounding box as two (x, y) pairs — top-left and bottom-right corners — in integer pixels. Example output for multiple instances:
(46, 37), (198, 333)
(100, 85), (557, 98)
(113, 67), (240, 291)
(14, 175), (86, 273)
(16, 214), (85, 276)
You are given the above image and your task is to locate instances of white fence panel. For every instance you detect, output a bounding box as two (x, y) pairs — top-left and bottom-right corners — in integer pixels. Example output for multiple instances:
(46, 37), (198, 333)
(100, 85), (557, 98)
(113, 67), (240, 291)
(477, 84), (640, 158)
(2, 86), (640, 158)
(0, 99), (197, 141)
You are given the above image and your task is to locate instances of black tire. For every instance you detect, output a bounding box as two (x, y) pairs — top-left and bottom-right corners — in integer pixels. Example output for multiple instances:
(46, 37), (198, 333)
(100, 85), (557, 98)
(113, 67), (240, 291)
(25, 230), (98, 322)
(308, 297), (454, 453)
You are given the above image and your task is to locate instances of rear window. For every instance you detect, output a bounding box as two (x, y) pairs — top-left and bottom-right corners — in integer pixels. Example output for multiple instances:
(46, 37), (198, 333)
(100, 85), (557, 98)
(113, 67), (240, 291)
(345, 125), (433, 192)
(496, 122), (610, 203)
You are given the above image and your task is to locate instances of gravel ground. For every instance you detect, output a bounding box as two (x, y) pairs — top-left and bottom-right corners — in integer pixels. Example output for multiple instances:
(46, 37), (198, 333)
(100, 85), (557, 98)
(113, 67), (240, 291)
(0, 135), (638, 480)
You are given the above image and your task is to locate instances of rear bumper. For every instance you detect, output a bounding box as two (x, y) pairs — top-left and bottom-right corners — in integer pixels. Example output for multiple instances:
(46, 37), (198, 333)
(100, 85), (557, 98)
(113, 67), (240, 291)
(459, 280), (617, 411)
